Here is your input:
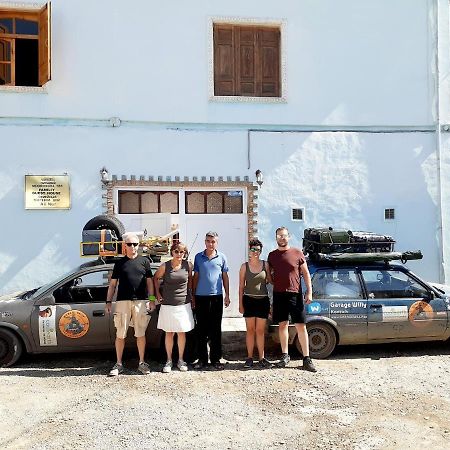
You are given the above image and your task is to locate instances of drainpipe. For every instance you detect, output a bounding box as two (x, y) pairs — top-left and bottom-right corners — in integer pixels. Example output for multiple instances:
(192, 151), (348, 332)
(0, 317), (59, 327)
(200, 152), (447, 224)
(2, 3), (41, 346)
(435, 0), (446, 283)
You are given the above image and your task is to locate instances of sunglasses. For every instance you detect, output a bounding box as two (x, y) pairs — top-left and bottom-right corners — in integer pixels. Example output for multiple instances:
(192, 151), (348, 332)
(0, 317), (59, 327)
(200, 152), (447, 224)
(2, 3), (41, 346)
(173, 249), (185, 254)
(126, 242), (139, 247)
(249, 247), (261, 252)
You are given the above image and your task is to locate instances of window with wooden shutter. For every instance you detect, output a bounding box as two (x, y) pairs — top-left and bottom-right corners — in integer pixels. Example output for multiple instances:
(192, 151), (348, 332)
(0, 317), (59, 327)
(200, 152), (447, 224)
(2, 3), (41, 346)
(213, 23), (280, 97)
(38, 2), (51, 86)
(118, 191), (179, 214)
(0, 2), (51, 87)
(186, 191), (243, 214)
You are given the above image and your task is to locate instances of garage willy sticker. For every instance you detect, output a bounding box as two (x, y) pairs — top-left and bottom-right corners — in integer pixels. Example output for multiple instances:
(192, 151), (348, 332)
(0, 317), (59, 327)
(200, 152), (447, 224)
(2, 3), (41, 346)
(382, 306), (408, 322)
(59, 310), (90, 338)
(38, 306), (57, 346)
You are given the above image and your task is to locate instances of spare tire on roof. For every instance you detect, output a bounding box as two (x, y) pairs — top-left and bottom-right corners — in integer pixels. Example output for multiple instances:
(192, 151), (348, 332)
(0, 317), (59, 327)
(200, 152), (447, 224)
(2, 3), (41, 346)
(83, 215), (125, 240)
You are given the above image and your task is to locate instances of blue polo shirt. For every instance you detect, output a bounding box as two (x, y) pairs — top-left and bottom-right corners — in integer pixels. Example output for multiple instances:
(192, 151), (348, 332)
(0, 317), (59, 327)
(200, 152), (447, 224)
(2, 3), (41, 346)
(194, 250), (229, 296)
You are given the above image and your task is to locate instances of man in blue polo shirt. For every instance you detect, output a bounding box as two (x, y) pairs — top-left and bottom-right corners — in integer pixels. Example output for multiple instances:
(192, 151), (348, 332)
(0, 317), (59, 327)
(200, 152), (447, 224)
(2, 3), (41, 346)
(193, 231), (230, 370)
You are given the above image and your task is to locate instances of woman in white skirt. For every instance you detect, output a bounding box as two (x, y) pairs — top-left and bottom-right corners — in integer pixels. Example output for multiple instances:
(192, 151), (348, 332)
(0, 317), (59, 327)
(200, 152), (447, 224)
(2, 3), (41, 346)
(154, 242), (194, 373)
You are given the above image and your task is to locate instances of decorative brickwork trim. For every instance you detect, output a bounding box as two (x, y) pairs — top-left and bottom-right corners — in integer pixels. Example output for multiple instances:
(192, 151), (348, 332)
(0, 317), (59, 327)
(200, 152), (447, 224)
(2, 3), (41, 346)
(104, 176), (259, 242)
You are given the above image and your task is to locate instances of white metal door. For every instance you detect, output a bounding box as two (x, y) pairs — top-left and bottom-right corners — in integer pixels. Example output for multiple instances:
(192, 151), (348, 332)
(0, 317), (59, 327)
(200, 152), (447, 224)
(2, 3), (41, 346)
(184, 215), (247, 317)
(117, 213), (173, 237)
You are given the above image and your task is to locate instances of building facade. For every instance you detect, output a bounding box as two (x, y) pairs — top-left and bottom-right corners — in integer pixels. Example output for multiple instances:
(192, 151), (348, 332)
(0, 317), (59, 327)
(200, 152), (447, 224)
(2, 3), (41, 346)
(1, 0), (450, 317)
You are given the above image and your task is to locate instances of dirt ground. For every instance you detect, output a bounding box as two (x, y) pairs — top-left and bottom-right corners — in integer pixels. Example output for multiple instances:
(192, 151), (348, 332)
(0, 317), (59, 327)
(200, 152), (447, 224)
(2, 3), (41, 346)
(0, 340), (449, 450)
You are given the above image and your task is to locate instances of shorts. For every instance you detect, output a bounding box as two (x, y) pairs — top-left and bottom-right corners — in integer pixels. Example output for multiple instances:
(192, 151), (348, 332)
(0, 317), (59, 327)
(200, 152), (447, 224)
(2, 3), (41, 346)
(113, 300), (150, 338)
(272, 292), (305, 324)
(242, 295), (270, 319)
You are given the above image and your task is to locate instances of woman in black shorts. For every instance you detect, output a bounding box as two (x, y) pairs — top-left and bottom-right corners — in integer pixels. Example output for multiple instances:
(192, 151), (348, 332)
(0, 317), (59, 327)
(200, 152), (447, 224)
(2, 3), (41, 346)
(238, 239), (273, 369)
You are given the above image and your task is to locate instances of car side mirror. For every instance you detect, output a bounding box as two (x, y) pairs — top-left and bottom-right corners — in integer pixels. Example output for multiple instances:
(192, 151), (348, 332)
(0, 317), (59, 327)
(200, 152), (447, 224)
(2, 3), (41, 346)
(428, 290), (435, 300)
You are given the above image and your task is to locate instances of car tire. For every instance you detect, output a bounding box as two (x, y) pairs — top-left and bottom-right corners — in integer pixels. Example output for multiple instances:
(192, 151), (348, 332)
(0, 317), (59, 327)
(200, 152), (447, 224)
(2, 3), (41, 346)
(0, 328), (23, 367)
(83, 215), (125, 240)
(296, 322), (337, 359)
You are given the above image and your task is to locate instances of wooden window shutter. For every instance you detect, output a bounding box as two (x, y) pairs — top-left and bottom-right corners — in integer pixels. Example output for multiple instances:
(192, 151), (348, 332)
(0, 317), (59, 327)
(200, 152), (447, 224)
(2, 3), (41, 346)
(235, 26), (257, 96)
(38, 2), (51, 86)
(214, 24), (235, 96)
(214, 23), (280, 97)
(258, 27), (280, 97)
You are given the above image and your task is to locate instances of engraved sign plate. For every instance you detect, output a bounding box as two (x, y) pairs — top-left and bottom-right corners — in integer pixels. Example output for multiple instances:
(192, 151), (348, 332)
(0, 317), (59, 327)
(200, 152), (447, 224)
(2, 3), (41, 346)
(25, 175), (71, 209)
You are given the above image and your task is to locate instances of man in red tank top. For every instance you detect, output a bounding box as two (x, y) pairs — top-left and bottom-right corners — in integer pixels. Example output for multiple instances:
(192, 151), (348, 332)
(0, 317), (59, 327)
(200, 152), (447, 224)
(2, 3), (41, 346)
(268, 227), (317, 372)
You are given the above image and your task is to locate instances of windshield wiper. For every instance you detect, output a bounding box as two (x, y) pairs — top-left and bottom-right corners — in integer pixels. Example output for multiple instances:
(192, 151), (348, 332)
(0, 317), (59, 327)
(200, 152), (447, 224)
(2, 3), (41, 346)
(21, 288), (39, 300)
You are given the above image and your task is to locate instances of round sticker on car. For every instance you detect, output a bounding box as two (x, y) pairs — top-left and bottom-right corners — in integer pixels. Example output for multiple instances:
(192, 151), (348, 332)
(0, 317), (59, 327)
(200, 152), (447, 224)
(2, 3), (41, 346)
(408, 301), (433, 327)
(59, 310), (90, 338)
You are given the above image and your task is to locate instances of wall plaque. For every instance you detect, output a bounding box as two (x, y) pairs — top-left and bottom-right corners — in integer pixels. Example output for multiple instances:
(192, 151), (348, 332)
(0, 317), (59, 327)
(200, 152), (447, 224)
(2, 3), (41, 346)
(25, 175), (71, 209)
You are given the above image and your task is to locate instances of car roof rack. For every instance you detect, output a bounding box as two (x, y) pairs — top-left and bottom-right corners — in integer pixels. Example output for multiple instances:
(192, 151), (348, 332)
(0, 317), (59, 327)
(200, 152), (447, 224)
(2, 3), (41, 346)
(302, 227), (422, 265)
(308, 250), (423, 264)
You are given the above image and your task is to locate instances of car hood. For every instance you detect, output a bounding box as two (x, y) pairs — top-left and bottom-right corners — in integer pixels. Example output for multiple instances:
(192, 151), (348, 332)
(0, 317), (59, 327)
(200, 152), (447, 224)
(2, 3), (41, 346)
(0, 291), (26, 303)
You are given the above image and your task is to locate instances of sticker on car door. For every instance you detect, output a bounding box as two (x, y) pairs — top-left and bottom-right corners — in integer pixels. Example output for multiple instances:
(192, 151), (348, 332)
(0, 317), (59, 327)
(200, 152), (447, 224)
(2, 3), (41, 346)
(59, 310), (90, 338)
(38, 305), (57, 346)
(381, 305), (408, 322)
(408, 301), (433, 327)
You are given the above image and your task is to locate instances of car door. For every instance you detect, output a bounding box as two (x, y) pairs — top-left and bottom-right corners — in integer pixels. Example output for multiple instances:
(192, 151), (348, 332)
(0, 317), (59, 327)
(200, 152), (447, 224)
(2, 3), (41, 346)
(30, 269), (113, 350)
(362, 268), (447, 341)
(310, 268), (368, 344)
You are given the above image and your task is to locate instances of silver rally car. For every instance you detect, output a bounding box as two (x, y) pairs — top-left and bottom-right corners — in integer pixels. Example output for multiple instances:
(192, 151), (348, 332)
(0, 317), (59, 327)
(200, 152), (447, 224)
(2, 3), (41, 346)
(0, 258), (163, 367)
(269, 261), (450, 359)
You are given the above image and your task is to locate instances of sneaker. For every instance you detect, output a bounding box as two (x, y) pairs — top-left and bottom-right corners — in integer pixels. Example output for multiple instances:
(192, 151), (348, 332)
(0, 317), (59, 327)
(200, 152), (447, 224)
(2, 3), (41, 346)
(138, 361), (150, 375)
(193, 360), (206, 370)
(162, 361), (172, 373)
(257, 357), (272, 369)
(108, 363), (124, 377)
(210, 361), (225, 371)
(302, 357), (317, 373)
(276, 353), (291, 368)
(177, 360), (188, 372)
(243, 358), (253, 369)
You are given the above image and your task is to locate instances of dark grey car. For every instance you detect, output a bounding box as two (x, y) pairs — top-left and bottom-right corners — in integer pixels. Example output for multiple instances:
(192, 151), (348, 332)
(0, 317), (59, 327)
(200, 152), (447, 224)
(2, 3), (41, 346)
(269, 262), (450, 359)
(0, 258), (163, 367)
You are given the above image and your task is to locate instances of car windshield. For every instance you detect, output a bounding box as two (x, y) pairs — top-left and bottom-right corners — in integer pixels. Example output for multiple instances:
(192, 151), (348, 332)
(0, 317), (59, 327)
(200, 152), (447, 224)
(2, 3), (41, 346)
(31, 266), (84, 299)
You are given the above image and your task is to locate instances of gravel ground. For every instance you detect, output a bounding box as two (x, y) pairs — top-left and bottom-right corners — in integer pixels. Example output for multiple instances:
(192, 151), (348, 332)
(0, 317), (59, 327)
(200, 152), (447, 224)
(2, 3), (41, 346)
(0, 340), (449, 450)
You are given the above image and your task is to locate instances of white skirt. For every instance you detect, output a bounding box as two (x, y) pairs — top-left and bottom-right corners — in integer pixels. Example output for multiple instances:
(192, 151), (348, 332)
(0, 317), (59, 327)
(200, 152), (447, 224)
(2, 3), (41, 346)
(157, 303), (195, 332)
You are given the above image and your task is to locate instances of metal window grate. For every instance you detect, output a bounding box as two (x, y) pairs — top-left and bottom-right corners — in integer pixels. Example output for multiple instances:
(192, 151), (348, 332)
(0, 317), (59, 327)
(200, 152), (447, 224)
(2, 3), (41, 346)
(292, 208), (304, 221)
(384, 208), (395, 220)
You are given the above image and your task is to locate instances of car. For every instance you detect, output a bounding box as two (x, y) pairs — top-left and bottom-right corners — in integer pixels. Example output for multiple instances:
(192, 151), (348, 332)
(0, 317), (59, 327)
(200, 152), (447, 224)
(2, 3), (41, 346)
(0, 258), (165, 367)
(268, 260), (450, 359)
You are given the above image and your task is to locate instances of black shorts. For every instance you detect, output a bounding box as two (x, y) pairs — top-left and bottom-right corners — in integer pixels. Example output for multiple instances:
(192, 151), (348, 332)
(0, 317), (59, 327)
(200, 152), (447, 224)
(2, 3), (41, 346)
(272, 292), (305, 324)
(242, 295), (270, 319)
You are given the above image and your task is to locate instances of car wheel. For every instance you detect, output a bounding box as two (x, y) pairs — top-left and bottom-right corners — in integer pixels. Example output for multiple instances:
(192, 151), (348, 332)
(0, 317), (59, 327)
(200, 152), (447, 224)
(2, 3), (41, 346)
(296, 322), (337, 359)
(83, 215), (126, 240)
(0, 328), (23, 367)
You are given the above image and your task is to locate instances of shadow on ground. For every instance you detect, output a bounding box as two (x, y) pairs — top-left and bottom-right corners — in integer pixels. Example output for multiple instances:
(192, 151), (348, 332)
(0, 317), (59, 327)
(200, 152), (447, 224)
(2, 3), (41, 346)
(1, 339), (448, 378)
